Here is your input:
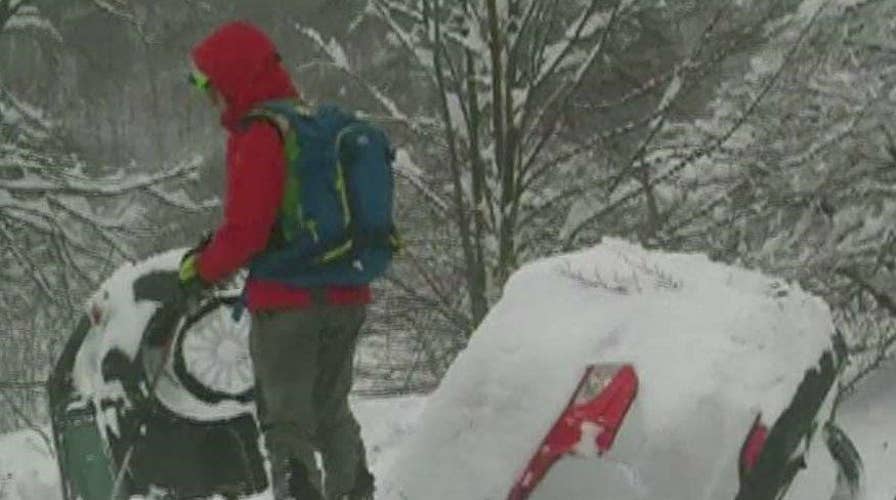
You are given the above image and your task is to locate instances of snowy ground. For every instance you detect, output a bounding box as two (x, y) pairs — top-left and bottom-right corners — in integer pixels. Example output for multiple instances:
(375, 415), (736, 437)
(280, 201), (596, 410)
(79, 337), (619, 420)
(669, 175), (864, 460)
(3, 385), (896, 500)
(0, 428), (57, 500)
(0, 395), (426, 500)
(5, 240), (896, 499)
(0, 394), (890, 500)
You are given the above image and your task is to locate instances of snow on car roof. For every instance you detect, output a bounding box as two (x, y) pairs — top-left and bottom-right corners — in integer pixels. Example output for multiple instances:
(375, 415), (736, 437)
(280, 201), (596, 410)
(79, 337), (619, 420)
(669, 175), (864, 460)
(72, 249), (185, 401)
(381, 238), (835, 500)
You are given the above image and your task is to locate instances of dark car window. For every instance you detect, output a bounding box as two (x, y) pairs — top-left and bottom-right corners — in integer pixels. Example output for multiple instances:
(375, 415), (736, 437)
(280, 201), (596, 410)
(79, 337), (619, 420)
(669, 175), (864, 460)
(826, 421), (862, 499)
(133, 271), (187, 347)
(132, 270), (180, 303)
(735, 331), (847, 499)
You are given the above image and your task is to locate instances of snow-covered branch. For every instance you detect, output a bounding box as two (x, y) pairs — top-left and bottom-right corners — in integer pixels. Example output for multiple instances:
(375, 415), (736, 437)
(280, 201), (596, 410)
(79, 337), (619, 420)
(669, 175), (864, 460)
(0, 156), (203, 197)
(0, 217), (57, 304)
(2, 79), (211, 300)
(393, 148), (450, 214)
(523, 0), (621, 148)
(560, 0), (832, 249)
(1, 1), (60, 41)
(294, 26), (416, 126)
(88, 0), (150, 41)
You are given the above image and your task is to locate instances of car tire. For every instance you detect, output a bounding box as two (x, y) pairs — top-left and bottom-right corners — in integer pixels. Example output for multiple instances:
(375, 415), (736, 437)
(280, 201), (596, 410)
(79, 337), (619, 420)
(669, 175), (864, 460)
(172, 296), (255, 405)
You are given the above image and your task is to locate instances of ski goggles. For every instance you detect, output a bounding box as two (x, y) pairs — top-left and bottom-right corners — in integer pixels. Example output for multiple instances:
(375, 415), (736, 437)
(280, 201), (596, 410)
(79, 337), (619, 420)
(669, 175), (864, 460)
(188, 68), (211, 90)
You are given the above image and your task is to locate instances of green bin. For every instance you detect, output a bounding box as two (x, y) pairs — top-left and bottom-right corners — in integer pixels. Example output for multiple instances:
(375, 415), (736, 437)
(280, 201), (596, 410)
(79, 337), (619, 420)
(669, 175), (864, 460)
(53, 402), (122, 500)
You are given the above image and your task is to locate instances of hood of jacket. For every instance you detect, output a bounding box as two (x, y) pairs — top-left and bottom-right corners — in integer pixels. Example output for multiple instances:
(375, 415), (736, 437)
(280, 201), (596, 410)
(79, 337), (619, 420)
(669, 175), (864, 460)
(191, 21), (299, 129)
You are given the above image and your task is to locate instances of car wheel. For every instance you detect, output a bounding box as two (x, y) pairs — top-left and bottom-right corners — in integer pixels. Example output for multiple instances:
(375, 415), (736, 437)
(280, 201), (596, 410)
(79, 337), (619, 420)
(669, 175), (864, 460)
(172, 296), (255, 405)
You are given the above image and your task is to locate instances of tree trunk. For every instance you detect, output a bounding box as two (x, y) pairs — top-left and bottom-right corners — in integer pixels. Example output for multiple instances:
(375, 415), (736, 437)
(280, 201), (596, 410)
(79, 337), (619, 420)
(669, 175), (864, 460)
(486, 0), (518, 290)
(465, 46), (490, 328)
(428, 0), (486, 332)
(639, 165), (660, 245)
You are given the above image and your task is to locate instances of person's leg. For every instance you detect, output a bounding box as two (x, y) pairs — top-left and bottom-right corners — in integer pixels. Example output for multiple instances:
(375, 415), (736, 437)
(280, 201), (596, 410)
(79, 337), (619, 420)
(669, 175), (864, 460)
(250, 308), (325, 499)
(314, 305), (372, 499)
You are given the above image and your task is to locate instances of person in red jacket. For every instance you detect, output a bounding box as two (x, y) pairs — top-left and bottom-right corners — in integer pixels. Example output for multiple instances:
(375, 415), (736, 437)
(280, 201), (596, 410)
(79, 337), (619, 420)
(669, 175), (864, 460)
(179, 21), (374, 500)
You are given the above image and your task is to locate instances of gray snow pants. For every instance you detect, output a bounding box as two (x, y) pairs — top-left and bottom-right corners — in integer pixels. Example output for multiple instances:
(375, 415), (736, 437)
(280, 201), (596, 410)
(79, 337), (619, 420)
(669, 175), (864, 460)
(249, 303), (367, 499)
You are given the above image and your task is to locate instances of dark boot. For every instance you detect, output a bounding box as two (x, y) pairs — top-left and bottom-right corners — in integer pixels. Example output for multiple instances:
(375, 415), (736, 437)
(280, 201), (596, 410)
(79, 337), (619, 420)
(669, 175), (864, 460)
(289, 460), (325, 500)
(330, 456), (375, 500)
(348, 459), (375, 500)
(269, 457), (324, 500)
(268, 455), (296, 500)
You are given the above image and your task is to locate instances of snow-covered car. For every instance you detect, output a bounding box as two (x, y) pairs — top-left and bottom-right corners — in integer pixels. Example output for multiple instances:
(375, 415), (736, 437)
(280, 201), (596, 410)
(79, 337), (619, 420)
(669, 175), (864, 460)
(380, 239), (862, 500)
(47, 250), (266, 500)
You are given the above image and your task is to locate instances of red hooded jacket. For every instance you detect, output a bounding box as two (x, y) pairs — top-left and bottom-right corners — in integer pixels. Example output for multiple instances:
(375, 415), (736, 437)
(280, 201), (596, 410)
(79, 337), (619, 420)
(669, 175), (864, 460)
(191, 21), (371, 311)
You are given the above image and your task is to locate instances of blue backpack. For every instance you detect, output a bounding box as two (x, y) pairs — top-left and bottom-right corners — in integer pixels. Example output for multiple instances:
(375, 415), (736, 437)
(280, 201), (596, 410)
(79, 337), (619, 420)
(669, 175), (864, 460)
(244, 100), (400, 287)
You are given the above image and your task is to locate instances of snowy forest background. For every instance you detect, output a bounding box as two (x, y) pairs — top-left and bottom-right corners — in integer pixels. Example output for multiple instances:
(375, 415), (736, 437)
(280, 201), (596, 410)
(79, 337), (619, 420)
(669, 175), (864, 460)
(1, 0), (895, 434)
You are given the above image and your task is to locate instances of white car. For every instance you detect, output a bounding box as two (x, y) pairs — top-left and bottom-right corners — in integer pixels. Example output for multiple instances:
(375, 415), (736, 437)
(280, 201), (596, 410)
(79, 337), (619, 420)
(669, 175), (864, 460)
(48, 250), (266, 500)
(380, 239), (862, 500)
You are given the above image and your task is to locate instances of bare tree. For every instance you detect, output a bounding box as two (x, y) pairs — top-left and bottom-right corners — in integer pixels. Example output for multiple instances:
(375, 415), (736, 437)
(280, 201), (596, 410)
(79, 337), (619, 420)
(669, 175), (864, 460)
(295, 0), (825, 330)
(641, 0), (896, 395)
(0, 0), (211, 430)
(275, 0), (841, 392)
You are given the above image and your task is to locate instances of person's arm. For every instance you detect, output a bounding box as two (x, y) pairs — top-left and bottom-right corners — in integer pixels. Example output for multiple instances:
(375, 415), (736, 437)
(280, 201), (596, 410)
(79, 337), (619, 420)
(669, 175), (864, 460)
(196, 121), (284, 283)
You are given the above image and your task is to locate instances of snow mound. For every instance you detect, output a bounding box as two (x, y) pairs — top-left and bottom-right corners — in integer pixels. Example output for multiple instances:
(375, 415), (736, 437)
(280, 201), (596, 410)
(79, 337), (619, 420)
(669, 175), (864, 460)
(0, 428), (57, 500)
(0, 396), (426, 500)
(381, 238), (835, 500)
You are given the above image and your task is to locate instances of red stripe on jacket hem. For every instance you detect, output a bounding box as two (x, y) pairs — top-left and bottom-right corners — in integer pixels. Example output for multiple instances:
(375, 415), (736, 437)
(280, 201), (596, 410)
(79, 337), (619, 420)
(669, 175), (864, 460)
(245, 280), (372, 312)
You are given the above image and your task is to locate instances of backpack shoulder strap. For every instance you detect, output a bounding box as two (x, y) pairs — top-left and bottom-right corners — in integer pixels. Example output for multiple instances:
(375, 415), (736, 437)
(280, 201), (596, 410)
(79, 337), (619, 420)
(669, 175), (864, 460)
(243, 99), (314, 137)
(242, 101), (312, 245)
(243, 109), (290, 138)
